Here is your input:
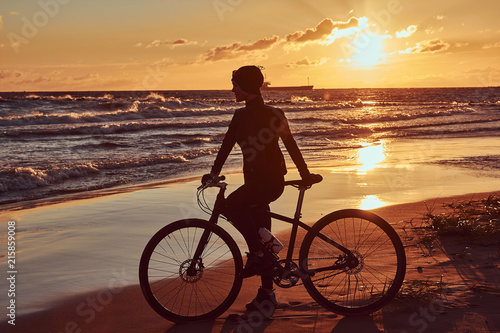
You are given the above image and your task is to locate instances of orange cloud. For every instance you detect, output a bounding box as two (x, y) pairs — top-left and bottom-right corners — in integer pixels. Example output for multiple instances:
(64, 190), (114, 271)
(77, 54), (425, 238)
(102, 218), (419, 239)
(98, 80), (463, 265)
(141, 39), (197, 48)
(198, 17), (362, 62)
(0, 70), (22, 79)
(201, 35), (279, 61)
(399, 38), (450, 54)
(396, 25), (417, 38)
(285, 17), (359, 44)
(287, 57), (329, 67)
(483, 42), (500, 49)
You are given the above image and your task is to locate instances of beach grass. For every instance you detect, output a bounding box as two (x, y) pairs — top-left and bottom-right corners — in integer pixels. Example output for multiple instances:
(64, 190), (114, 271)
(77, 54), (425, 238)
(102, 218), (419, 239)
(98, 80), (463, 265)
(397, 279), (447, 302)
(424, 194), (500, 238)
(394, 194), (500, 305)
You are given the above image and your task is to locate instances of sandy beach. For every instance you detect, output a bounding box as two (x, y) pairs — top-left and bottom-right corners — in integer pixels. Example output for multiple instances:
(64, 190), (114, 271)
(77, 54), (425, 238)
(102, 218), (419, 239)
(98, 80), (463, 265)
(2, 0), (500, 331)
(1, 162), (500, 333)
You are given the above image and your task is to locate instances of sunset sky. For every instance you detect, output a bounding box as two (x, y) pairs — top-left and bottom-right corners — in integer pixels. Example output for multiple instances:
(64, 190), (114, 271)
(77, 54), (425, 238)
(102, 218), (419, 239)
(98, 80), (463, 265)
(1, 0), (499, 91)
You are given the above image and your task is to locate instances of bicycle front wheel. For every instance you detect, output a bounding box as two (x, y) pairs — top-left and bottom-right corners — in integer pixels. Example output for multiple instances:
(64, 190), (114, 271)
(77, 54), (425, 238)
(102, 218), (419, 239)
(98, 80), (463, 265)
(299, 209), (406, 315)
(139, 219), (243, 323)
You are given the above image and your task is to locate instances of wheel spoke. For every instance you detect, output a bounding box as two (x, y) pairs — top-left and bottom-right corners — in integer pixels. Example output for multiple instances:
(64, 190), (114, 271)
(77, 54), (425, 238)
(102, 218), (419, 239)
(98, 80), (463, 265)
(139, 220), (242, 322)
(300, 210), (405, 315)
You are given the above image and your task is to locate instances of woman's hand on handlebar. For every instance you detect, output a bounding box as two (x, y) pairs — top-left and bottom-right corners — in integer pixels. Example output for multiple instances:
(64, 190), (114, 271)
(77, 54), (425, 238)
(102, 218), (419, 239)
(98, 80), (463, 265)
(201, 173), (225, 187)
(201, 173), (216, 186)
(303, 173), (323, 185)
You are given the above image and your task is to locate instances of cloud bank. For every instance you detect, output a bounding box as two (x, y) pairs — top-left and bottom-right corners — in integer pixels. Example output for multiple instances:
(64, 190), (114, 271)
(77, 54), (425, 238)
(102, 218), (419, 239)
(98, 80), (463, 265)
(400, 38), (450, 54)
(285, 17), (359, 44)
(201, 35), (279, 61)
(200, 17), (362, 62)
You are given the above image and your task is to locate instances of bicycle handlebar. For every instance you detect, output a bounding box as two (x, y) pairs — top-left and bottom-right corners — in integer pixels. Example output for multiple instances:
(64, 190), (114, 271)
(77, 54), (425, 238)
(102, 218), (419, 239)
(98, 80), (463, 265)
(199, 174), (226, 190)
(199, 173), (322, 190)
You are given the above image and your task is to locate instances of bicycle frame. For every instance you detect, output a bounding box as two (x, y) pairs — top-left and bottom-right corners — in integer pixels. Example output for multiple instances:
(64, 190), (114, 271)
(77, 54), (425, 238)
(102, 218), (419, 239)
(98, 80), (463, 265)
(141, 178), (406, 321)
(267, 183), (355, 270)
(189, 180), (356, 279)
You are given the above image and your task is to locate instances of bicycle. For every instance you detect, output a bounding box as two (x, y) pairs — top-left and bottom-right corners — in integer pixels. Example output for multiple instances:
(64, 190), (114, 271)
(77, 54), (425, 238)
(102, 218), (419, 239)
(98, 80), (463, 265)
(139, 175), (406, 323)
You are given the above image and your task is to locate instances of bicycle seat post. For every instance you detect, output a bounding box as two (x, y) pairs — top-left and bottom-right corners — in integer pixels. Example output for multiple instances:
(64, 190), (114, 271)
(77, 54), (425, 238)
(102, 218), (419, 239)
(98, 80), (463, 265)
(293, 185), (308, 221)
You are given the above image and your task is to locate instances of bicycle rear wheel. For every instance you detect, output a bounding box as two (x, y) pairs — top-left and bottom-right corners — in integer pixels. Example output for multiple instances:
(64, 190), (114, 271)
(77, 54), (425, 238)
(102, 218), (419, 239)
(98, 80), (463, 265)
(299, 209), (406, 315)
(139, 219), (243, 322)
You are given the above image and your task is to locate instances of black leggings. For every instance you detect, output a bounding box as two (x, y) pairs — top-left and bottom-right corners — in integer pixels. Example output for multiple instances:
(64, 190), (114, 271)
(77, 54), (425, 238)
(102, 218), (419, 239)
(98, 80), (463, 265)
(225, 173), (284, 252)
(225, 173), (284, 290)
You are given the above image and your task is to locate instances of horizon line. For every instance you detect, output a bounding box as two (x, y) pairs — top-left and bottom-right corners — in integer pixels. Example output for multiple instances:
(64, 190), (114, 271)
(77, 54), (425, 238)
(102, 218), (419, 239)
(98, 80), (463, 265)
(1, 86), (499, 94)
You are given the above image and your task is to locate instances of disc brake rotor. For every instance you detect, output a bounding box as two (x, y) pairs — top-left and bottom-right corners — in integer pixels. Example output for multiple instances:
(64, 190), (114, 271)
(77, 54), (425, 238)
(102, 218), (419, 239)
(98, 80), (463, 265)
(179, 259), (204, 283)
(345, 250), (364, 275)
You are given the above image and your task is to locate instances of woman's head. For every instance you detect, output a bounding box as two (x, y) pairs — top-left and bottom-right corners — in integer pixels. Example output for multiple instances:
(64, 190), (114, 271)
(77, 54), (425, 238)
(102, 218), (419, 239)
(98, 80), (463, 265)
(231, 66), (264, 95)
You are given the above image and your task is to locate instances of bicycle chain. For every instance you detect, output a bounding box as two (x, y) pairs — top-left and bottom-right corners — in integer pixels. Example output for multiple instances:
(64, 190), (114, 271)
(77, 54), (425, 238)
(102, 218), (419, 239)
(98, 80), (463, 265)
(296, 256), (337, 261)
(284, 257), (345, 286)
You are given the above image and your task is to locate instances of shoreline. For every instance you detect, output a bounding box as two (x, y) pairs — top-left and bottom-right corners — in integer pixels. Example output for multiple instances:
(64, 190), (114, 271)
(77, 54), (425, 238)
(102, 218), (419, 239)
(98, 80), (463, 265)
(2, 136), (500, 213)
(0, 169), (249, 212)
(0, 174), (203, 212)
(1, 148), (500, 331)
(2, 189), (499, 332)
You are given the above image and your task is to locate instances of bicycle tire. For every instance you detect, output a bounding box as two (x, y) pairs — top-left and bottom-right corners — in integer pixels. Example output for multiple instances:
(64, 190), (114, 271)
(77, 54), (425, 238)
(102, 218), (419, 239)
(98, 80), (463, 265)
(299, 209), (406, 315)
(139, 219), (243, 322)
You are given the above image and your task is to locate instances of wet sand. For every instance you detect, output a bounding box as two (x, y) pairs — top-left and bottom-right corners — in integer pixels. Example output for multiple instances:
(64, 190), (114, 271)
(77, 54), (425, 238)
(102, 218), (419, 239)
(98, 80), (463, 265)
(1, 165), (500, 332)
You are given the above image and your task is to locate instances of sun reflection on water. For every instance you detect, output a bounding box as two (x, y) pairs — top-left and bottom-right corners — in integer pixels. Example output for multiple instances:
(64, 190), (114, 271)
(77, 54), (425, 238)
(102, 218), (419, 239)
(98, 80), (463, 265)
(357, 142), (386, 174)
(359, 195), (386, 210)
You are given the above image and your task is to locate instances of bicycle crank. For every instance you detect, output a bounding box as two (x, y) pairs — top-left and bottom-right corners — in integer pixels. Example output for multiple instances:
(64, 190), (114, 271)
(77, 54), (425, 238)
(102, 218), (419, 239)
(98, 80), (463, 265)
(272, 260), (301, 288)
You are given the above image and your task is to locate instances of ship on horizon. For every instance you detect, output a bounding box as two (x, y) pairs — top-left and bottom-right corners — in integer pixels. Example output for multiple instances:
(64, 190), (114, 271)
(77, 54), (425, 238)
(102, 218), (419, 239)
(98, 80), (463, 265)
(261, 77), (313, 91)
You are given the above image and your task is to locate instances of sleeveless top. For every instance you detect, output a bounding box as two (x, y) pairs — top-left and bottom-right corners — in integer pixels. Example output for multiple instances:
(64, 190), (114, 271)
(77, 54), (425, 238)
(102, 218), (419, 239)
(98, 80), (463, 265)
(211, 95), (309, 182)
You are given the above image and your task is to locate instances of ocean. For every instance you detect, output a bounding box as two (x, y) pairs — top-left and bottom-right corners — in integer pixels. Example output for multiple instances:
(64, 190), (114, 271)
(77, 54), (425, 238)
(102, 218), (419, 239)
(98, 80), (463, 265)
(1, 87), (500, 317)
(1, 87), (499, 207)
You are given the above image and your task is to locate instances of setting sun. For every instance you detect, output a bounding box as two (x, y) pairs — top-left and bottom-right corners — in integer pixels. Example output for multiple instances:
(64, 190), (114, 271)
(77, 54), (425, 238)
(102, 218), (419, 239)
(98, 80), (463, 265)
(348, 33), (387, 67)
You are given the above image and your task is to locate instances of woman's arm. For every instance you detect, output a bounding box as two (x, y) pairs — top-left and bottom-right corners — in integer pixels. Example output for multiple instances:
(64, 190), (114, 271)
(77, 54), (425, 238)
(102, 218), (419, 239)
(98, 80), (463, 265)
(274, 109), (311, 178)
(210, 113), (238, 176)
